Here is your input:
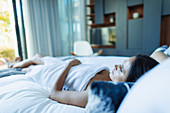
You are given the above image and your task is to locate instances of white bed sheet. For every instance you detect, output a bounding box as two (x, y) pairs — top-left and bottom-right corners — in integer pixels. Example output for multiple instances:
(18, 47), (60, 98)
(0, 56), (129, 113)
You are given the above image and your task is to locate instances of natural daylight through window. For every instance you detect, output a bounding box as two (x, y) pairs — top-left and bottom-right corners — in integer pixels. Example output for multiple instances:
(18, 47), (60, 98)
(0, 0), (18, 69)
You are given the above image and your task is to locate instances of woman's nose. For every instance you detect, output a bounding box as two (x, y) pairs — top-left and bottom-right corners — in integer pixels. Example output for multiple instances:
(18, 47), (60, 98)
(114, 65), (121, 70)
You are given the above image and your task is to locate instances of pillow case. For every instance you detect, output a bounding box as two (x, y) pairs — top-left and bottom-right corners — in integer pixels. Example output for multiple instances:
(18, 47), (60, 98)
(154, 45), (168, 52)
(164, 46), (170, 56)
(86, 81), (134, 113)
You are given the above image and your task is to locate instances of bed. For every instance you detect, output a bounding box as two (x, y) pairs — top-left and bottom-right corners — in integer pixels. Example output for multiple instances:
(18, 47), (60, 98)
(0, 56), (129, 113)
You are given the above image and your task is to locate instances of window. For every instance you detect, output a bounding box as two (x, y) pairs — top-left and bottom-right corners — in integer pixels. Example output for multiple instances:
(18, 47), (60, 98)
(0, 0), (18, 69)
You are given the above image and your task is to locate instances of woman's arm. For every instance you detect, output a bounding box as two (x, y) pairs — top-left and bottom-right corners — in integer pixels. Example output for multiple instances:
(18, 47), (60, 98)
(50, 59), (88, 108)
(50, 90), (88, 108)
(53, 59), (81, 90)
(12, 54), (44, 69)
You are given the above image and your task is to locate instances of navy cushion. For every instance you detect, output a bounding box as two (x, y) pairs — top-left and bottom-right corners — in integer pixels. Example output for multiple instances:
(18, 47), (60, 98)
(86, 81), (134, 113)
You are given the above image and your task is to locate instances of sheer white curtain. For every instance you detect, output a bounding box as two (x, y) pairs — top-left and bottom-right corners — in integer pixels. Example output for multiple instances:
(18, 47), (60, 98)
(22, 0), (86, 58)
(58, 0), (86, 55)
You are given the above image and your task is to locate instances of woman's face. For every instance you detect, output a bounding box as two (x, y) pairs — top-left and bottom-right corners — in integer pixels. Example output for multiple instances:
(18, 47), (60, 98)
(109, 57), (135, 82)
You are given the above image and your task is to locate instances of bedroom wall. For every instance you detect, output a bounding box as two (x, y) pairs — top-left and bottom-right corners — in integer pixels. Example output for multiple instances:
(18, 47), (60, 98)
(92, 0), (170, 56)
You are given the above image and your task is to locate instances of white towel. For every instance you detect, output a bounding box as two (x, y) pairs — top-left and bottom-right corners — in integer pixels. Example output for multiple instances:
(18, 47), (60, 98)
(65, 64), (109, 91)
(26, 60), (109, 91)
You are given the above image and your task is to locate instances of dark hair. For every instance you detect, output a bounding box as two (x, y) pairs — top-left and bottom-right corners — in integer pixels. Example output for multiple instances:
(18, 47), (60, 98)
(126, 54), (159, 82)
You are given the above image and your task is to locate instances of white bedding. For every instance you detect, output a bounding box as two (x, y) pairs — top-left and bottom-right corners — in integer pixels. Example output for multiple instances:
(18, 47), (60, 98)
(0, 75), (85, 113)
(0, 56), (128, 113)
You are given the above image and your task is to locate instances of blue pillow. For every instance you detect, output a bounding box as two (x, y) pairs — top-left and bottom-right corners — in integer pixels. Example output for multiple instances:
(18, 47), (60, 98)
(164, 46), (170, 56)
(86, 81), (134, 113)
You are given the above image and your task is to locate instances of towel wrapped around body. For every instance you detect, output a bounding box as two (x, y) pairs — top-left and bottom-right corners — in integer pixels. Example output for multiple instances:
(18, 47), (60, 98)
(26, 57), (109, 91)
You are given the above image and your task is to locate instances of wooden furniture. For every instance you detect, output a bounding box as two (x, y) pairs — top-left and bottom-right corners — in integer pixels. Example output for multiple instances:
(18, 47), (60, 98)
(86, 0), (116, 49)
(86, 0), (115, 28)
(128, 19), (143, 49)
(86, 0), (95, 25)
(91, 45), (115, 49)
(160, 15), (170, 46)
(127, 4), (143, 49)
(86, 0), (170, 56)
(127, 4), (143, 20)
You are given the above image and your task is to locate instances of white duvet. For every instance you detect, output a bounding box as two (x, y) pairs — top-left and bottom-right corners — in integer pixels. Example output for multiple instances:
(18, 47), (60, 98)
(0, 56), (128, 113)
(0, 75), (85, 113)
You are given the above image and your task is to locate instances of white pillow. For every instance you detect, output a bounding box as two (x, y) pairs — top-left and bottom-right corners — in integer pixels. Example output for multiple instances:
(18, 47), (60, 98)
(117, 58), (170, 113)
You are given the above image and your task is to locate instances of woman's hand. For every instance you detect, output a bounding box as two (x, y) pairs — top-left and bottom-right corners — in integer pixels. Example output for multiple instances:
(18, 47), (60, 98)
(52, 59), (81, 92)
(69, 59), (81, 67)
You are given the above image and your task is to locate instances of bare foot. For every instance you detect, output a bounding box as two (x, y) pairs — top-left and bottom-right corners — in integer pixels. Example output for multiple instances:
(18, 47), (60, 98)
(14, 57), (21, 62)
(3, 58), (14, 68)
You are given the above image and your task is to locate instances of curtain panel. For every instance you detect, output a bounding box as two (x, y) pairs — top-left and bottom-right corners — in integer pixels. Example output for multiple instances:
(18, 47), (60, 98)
(22, 0), (86, 58)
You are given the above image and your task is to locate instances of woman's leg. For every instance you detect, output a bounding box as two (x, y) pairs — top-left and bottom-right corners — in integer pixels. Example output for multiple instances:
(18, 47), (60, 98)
(12, 54), (44, 69)
(5, 56), (22, 68)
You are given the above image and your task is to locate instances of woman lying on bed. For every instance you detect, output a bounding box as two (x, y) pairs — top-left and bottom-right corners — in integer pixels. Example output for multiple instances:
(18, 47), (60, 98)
(5, 53), (161, 108)
(49, 55), (160, 108)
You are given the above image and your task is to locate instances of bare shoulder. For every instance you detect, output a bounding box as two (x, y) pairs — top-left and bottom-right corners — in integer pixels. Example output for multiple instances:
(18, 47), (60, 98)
(85, 69), (111, 90)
